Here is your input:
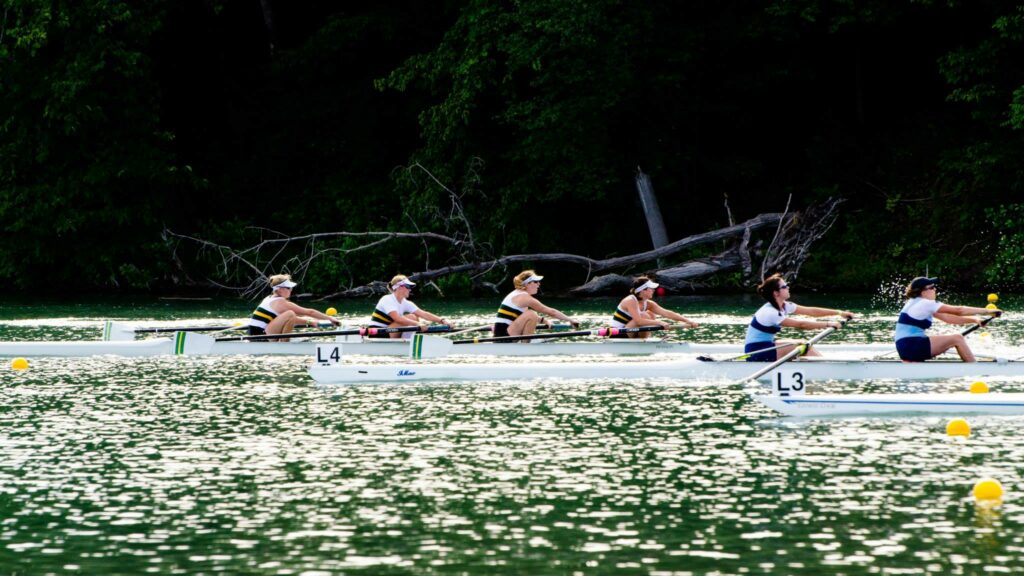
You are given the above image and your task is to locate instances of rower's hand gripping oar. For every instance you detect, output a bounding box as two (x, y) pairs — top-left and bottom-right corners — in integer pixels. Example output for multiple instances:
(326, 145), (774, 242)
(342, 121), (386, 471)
(731, 319), (849, 385)
(408, 325), (665, 359)
(960, 310), (1001, 338)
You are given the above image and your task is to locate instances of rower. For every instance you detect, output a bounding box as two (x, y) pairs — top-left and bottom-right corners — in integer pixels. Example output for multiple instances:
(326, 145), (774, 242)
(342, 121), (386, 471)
(894, 276), (1001, 362)
(368, 275), (452, 339)
(743, 273), (854, 361)
(246, 274), (340, 339)
(493, 270), (580, 337)
(609, 276), (698, 339)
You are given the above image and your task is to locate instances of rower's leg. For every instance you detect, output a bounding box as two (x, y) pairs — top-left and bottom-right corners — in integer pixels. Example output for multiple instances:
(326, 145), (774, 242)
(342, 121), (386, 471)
(265, 310), (297, 341)
(930, 334), (975, 362)
(624, 319), (649, 339)
(509, 311), (539, 337)
(773, 340), (812, 359)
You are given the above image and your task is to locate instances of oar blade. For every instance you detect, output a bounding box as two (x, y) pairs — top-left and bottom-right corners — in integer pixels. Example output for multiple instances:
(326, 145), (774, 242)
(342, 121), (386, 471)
(410, 334), (454, 359)
(103, 321), (135, 342)
(172, 332), (215, 355)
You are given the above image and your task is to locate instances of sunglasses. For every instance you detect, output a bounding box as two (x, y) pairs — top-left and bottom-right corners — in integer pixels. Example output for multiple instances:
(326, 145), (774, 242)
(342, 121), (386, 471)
(777, 284), (790, 290)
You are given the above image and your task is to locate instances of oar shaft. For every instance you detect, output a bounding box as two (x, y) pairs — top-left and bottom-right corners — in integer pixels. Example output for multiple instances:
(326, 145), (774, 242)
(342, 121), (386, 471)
(453, 325), (662, 344)
(368, 325), (452, 335)
(216, 328), (364, 342)
(736, 320), (847, 383)
(134, 325), (240, 333)
(961, 313), (1000, 337)
(453, 330), (595, 344)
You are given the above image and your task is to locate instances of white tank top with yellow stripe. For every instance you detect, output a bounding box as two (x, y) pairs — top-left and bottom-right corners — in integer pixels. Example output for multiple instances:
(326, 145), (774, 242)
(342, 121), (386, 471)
(611, 295), (649, 328)
(247, 295), (284, 330)
(495, 290), (528, 326)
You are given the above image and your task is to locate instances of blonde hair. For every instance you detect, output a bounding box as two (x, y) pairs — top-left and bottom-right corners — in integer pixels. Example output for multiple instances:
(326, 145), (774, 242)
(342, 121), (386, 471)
(513, 270), (538, 290)
(269, 274), (292, 289)
(389, 274), (409, 292)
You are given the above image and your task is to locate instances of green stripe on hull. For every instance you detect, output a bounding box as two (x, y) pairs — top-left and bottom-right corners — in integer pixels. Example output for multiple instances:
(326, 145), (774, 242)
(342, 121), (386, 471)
(411, 334), (423, 359)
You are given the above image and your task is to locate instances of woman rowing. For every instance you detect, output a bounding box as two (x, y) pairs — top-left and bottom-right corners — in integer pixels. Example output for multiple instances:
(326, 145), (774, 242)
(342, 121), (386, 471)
(368, 275), (452, 339)
(246, 274), (340, 338)
(493, 270), (580, 337)
(609, 276), (698, 338)
(894, 276), (1001, 362)
(743, 273), (854, 361)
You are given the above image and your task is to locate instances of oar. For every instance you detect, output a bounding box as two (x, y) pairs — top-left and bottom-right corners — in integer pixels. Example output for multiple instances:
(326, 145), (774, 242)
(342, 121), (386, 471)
(445, 324), (493, 336)
(872, 312), (1002, 360)
(408, 325), (666, 359)
(697, 341), (794, 363)
(453, 325), (663, 345)
(961, 312), (1001, 338)
(216, 327), (368, 342)
(133, 324), (243, 334)
(368, 325), (452, 336)
(214, 324), (451, 342)
(732, 320), (848, 385)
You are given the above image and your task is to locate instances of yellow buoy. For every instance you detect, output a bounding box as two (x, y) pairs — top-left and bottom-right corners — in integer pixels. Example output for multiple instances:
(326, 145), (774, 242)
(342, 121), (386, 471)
(986, 303), (998, 311)
(973, 478), (1004, 501)
(946, 418), (971, 437)
(326, 307), (338, 316)
(987, 293), (999, 303)
(970, 381), (990, 394)
(11, 358), (28, 371)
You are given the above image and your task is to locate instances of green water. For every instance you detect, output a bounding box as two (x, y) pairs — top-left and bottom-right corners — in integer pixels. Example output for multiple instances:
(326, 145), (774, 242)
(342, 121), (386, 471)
(1, 294), (1022, 574)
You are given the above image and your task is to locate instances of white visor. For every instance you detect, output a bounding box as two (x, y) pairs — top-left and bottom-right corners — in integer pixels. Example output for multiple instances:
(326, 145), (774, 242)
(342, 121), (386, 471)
(634, 280), (659, 293)
(524, 275), (544, 284)
(273, 280), (297, 290)
(391, 279), (416, 291)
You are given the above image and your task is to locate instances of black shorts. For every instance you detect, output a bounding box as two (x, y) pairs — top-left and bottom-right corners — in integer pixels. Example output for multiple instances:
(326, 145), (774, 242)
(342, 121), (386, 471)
(744, 341), (776, 362)
(367, 327), (392, 339)
(896, 337), (933, 362)
(493, 323), (510, 337)
(248, 326), (266, 336)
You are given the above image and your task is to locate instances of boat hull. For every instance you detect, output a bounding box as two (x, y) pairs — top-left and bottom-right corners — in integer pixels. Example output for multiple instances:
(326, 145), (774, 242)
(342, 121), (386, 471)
(754, 393), (1024, 416)
(308, 358), (1024, 384)
(0, 339), (893, 358)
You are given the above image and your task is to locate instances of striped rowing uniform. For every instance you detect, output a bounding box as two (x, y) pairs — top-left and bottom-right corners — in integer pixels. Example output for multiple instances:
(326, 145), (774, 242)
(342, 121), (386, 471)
(368, 293), (419, 338)
(247, 295), (284, 335)
(611, 295), (649, 328)
(493, 290), (528, 337)
(743, 301), (797, 361)
(894, 297), (942, 361)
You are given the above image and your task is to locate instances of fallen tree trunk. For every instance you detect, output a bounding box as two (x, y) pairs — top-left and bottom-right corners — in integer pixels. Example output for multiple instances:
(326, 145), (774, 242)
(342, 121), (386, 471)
(319, 212), (784, 299)
(569, 247), (747, 295)
(165, 198), (841, 299)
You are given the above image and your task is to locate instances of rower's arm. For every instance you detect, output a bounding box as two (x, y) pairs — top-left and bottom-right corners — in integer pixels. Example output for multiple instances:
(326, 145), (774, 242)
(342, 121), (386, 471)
(414, 310), (452, 326)
(387, 310), (421, 327)
(526, 297), (579, 327)
(793, 305), (854, 319)
(937, 304), (1000, 317)
(282, 302), (341, 325)
(781, 317), (840, 330)
(934, 312), (978, 326)
(647, 302), (697, 327)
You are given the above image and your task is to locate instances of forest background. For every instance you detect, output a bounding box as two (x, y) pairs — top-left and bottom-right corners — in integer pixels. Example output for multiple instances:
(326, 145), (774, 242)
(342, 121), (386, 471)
(2, 0), (1024, 296)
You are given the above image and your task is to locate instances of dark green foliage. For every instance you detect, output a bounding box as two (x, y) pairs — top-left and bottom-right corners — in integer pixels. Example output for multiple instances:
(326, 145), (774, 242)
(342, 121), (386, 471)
(2, 0), (1024, 293)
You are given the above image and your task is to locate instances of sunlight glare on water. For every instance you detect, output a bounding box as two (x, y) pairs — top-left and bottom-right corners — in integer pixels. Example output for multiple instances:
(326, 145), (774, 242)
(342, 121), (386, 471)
(0, 295), (1022, 573)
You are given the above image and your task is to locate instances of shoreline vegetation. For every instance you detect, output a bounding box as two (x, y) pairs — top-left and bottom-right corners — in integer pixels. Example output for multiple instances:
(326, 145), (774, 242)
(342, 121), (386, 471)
(4, 2), (1024, 296)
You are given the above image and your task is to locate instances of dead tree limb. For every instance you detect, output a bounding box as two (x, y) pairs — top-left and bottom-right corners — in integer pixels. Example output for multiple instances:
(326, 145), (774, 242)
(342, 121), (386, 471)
(165, 195), (842, 299)
(759, 197), (845, 281)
